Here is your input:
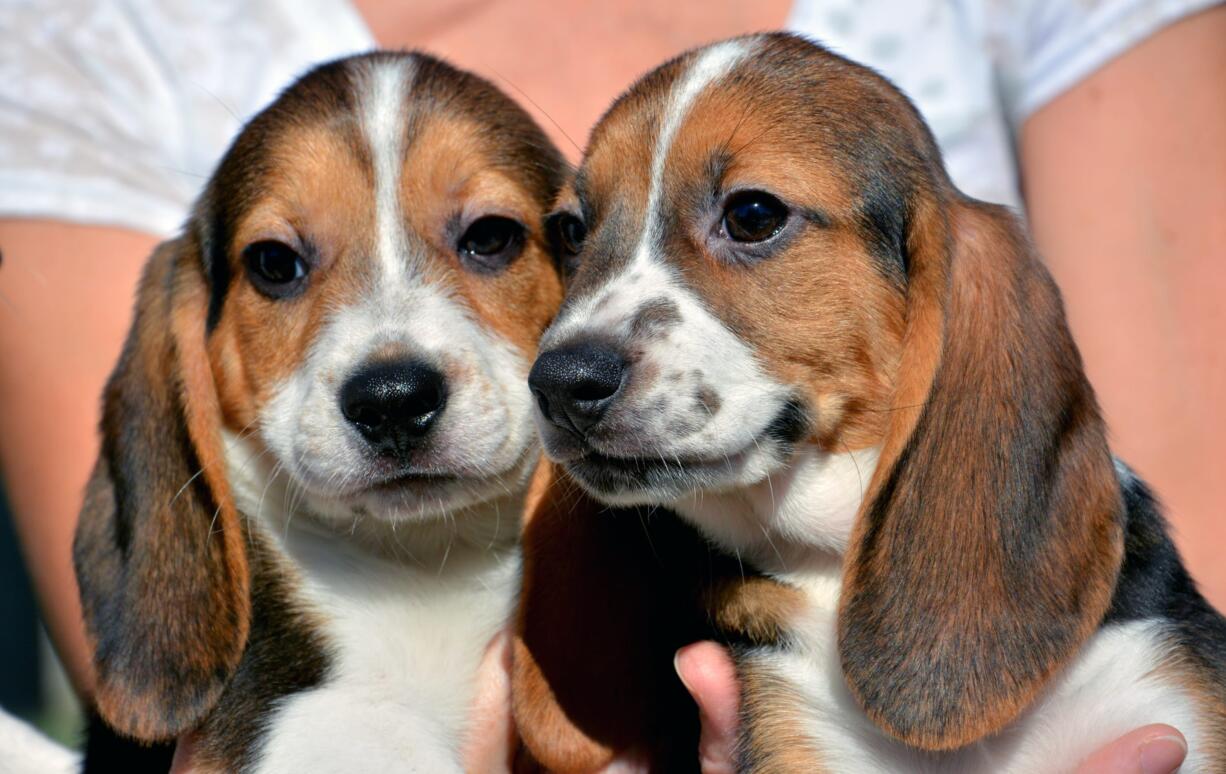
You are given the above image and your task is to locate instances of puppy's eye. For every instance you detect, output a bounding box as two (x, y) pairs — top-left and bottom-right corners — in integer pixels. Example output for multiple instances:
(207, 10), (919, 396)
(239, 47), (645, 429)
(548, 213), (587, 256)
(243, 240), (308, 299)
(722, 191), (788, 243)
(458, 216), (524, 270)
(545, 212), (587, 277)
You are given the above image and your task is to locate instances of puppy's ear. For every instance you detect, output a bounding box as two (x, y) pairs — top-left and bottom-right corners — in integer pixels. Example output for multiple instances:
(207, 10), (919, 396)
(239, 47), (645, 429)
(74, 235), (249, 741)
(838, 197), (1125, 751)
(513, 463), (705, 772)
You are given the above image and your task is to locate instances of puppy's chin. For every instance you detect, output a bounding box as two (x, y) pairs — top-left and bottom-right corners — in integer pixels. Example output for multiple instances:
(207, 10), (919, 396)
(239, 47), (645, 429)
(561, 441), (791, 507)
(226, 429), (537, 528)
(304, 443), (539, 526)
(542, 399), (807, 508)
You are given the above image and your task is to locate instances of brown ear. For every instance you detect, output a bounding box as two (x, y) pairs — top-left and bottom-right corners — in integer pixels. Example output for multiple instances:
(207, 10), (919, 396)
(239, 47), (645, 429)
(74, 235), (249, 742)
(513, 462), (705, 772)
(838, 197), (1125, 751)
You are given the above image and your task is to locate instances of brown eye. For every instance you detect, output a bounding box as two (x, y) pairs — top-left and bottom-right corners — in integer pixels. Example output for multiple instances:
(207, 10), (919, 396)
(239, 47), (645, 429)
(548, 213), (586, 256)
(545, 212), (587, 276)
(722, 191), (788, 243)
(243, 240), (308, 298)
(458, 216), (524, 271)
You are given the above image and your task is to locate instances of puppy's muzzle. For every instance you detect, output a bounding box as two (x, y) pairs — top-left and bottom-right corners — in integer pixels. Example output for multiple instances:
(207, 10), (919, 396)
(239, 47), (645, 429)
(340, 359), (448, 459)
(528, 341), (625, 435)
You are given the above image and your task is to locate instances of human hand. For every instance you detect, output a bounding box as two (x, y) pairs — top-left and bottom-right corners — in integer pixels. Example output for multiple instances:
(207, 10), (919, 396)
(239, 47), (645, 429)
(674, 641), (1188, 774)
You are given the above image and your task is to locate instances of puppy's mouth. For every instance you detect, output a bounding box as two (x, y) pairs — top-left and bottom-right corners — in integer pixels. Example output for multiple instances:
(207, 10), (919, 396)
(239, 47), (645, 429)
(560, 398), (808, 504)
(365, 469), (460, 494)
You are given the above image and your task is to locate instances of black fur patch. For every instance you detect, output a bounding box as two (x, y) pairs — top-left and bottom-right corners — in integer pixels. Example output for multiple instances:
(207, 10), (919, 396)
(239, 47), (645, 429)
(628, 296), (683, 340)
(1105, 465), (1226, 667)
(81, 711), (175, 774)
(194, 529), (331, 772)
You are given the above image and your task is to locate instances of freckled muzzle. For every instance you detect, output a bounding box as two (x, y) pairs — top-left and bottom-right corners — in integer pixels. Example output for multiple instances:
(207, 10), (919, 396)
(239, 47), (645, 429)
(528, 340), (627, 435)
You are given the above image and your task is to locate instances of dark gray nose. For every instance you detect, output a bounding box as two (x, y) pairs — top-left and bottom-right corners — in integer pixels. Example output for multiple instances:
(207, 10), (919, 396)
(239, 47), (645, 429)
(340, 360), (447, 458)
(528, 341), (626, 434)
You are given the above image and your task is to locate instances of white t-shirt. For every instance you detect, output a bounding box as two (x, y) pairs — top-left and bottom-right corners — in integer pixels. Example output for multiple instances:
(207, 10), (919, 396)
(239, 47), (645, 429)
(0, 0), (1217, 236)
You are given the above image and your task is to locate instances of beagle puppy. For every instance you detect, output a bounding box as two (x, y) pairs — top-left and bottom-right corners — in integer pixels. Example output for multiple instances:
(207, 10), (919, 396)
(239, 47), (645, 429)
(74, 51), (565, 772)
(515, 33), (1226, 772)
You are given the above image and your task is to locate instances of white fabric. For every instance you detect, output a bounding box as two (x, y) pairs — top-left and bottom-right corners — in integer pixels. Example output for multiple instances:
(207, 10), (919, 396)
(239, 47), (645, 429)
(786, 0), (1220, 208)
(0, 708), (77, 774)
(0, 0), (1217, 235)
(0, 0), (374, 236)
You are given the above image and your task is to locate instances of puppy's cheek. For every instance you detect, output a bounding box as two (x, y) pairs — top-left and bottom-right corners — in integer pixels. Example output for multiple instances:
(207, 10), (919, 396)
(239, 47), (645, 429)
(432, 334), (537, 474)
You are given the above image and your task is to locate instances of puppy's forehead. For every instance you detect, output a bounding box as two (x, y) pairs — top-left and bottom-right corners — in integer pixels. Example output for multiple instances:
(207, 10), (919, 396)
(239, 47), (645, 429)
(580, 33), (937, 216)
(216, 53), (557, 236)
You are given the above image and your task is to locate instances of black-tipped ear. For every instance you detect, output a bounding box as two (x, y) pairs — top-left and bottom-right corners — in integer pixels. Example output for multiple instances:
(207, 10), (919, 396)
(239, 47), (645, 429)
(74, 235), (249, 742)
(838, 198), (1124, 751)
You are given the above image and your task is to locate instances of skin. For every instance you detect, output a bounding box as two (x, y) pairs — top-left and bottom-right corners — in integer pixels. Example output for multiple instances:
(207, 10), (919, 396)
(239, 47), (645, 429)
(0, 1), (1220, 769)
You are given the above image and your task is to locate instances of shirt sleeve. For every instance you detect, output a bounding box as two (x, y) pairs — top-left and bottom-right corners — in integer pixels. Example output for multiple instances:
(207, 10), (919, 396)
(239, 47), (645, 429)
(0, 3), (203, 236)
(0, 0), (375, 238)
(1004, 0), (1222, 126)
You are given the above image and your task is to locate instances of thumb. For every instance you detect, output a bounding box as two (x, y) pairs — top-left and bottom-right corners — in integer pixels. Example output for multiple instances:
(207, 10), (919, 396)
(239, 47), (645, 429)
(1075, 725), (1187, 774)
(675, 641), (740, 774)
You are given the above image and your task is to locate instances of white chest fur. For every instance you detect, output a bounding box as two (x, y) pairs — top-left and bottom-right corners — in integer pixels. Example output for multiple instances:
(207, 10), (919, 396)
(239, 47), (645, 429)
(223, 433), (519, 773)
(757, 565), (1205, 773)
(675, 447), (1205, 772)
(253, 524), (518, 774)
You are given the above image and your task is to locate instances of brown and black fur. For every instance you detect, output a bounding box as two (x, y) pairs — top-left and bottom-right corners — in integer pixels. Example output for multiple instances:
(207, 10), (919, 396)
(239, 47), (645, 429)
(514, 32), (1226, 771)
(74, 50), (566, 772)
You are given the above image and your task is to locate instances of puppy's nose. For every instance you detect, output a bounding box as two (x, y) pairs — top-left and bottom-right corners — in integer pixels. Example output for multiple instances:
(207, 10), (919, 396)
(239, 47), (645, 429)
(528, 341), (626, 434)
(340, 360), (447, 458)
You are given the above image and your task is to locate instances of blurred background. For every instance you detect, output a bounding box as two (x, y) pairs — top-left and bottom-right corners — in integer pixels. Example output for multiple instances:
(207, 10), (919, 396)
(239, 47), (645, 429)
(1, 0), (1223, 750)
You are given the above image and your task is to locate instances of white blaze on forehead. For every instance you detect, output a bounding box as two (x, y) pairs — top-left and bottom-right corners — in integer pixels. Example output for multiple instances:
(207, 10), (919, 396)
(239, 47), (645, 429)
(548, 39), (755, 344)
(635, 38), (753, 269)
(361, 58), (415, 283)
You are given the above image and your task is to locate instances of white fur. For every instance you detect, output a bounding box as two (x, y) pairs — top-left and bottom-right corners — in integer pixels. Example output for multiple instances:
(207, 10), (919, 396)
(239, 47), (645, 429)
(260, 276), (538, 523)
(673, 445), (878, 562)
(363, 59), (413, 284)
(754, 602), (1204, 773)
(211, 60), (536, 772)
(673, 449), (1205, 772)
(261, 57), (537, 525)
(224, 431), (520, 774)
(540, 38), (797, 504)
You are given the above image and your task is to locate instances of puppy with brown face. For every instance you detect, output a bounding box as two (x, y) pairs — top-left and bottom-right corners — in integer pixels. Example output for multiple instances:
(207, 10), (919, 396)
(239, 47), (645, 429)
(74, 51), (565, 773)
(518, 34), (1226, 772)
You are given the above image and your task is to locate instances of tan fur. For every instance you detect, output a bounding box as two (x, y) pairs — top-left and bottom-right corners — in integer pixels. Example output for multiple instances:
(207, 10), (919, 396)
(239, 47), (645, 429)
(75, 51), (568, 753)
(517, 32), (1147, 768)
(1157, 651), (1226, 765)
(738, 661), (831, 774)
(77, 238), (250, 740)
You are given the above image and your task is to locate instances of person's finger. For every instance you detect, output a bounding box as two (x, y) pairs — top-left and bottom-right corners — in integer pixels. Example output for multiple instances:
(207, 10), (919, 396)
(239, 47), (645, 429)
(1075, 724), (1187, 774)
(463, 630), (515, 774)
(170, 731), (197, 774)
(675, 641), (740, 774)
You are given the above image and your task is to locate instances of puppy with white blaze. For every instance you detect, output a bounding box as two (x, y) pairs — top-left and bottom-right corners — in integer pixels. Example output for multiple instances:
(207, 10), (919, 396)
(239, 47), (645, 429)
(515, 33), (1226, 773)
(73, 51), (566, 772)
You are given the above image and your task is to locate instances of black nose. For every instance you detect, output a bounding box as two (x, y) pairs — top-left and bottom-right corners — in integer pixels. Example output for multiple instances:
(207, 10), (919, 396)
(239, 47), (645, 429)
(340, 360), (447, 458)
(528, 341), (626, 434)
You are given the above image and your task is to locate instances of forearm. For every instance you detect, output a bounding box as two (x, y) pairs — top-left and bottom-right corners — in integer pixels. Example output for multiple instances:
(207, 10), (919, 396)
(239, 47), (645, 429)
(0, 219), (158, 698)
(1020, 6), (1226, 607)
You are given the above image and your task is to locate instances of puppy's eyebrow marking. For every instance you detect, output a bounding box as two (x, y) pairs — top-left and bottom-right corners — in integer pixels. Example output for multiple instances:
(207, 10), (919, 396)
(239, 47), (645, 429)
(628, 296), (682, 340)
(634, 39), (754, 267)
(361, 58), (416, 284)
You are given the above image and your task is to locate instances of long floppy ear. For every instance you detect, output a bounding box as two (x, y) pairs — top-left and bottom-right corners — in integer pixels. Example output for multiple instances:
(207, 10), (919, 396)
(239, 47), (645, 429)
(74, 235), (250, 741)
(838, 196), (1125, 751)
(513, 462), (706, 772)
